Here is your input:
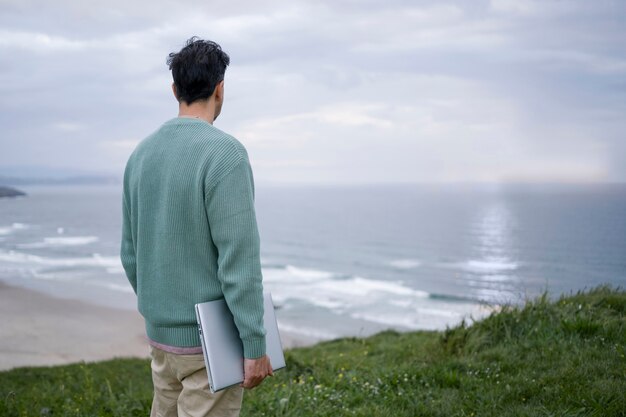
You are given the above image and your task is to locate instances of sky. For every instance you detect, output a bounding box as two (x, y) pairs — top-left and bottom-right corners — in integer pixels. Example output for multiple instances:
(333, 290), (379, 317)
(0, 0), (625, 185)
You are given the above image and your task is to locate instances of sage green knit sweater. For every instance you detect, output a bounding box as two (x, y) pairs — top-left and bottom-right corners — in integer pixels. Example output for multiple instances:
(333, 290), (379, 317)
(120, 117), (266, 359)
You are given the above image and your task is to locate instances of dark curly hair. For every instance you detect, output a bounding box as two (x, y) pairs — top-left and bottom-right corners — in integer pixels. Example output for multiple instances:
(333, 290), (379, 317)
(166, 37), (230, 105)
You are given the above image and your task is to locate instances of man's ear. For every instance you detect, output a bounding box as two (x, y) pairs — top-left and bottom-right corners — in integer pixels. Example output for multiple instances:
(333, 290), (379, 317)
(171, 83), (179, 101)
(215, 80), (224, 102)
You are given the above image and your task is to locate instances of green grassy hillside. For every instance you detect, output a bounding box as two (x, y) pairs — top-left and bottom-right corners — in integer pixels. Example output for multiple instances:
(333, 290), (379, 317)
(1, 285), (624, 416)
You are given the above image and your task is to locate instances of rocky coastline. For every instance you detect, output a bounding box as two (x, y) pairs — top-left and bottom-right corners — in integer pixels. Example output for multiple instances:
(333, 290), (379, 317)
(0, 186), (26, 198)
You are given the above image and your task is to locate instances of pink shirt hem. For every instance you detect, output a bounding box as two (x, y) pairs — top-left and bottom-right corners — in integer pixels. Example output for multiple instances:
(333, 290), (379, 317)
(148, 338), (204, 355)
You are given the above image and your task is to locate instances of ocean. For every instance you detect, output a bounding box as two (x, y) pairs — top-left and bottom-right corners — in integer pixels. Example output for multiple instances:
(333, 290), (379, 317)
(1, 183), (625, 341)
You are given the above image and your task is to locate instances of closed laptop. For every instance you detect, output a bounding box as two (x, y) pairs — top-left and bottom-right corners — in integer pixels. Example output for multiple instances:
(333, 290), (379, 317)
(195, 292), (286, 392)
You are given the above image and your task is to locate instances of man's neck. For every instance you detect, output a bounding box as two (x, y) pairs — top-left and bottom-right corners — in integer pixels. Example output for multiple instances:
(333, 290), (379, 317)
(178, 99), (216, 124)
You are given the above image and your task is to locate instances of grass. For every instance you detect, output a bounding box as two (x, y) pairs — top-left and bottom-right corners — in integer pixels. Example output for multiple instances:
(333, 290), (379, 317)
(1, 285), (624, 416)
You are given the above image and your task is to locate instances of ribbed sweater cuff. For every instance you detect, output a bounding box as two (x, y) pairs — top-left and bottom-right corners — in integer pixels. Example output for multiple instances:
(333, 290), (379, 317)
(145, 322), (201, 348)
(242, 337), (266, 359)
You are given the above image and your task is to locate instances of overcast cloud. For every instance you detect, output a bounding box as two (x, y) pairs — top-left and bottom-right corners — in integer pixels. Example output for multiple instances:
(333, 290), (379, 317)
(0, 0), (624, 184)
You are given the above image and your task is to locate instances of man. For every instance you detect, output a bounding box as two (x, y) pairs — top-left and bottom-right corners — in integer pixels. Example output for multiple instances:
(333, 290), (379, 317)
(121, 37), (272, 417)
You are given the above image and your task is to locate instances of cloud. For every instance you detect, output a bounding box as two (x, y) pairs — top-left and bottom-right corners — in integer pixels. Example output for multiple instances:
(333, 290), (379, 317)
(0, 0), (624, 183)
(100, 140), (141, 150)
(0, 29), (87, 52)
(236, 102), (393, 144)
(490, 0), (540, 15)
(518, 49), (626, 74)
(52, 122), (85, 132)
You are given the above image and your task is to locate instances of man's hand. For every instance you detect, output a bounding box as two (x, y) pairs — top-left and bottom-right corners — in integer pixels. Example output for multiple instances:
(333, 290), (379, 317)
(241, 355), (273, 389)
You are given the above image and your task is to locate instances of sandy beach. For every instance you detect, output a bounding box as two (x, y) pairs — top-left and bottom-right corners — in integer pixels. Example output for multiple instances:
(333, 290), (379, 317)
(0, 281), (316, 371)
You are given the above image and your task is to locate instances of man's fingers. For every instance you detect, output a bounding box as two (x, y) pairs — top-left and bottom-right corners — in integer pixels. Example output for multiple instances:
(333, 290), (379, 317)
(241, 377), (265, 389)
(242, 376), (262, 389)
(241, 355), (273, 389)
(242, 374), (258, 389)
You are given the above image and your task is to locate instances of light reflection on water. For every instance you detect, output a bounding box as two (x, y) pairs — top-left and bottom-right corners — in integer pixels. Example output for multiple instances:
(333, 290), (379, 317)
(465, 201), (521, 301)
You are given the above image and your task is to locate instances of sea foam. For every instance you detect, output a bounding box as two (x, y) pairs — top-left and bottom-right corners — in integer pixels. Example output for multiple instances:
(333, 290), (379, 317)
(0, 223), (30, 236)
(388, 259), (421, 269)
(262, 263), (432, 325)
(90, 281), (135, 294)
(276, 322), (339, 340)
(0, 250), (120, 268)
(315, 276), (427, 298)
(17, 236), (99, 249)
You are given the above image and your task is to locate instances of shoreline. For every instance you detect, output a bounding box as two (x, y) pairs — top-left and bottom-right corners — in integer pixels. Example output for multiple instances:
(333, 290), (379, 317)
(0, 281), (317, 371)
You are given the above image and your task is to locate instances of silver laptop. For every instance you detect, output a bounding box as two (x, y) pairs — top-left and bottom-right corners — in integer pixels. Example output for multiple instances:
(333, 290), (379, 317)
(195, 292), (286, 392)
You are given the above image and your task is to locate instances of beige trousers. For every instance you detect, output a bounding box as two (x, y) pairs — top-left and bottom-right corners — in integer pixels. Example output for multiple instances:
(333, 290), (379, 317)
(149, 345), (244, 417)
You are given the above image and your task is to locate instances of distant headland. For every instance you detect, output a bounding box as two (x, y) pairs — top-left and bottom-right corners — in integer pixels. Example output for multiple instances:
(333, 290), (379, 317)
(0, 186), (26, 198)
